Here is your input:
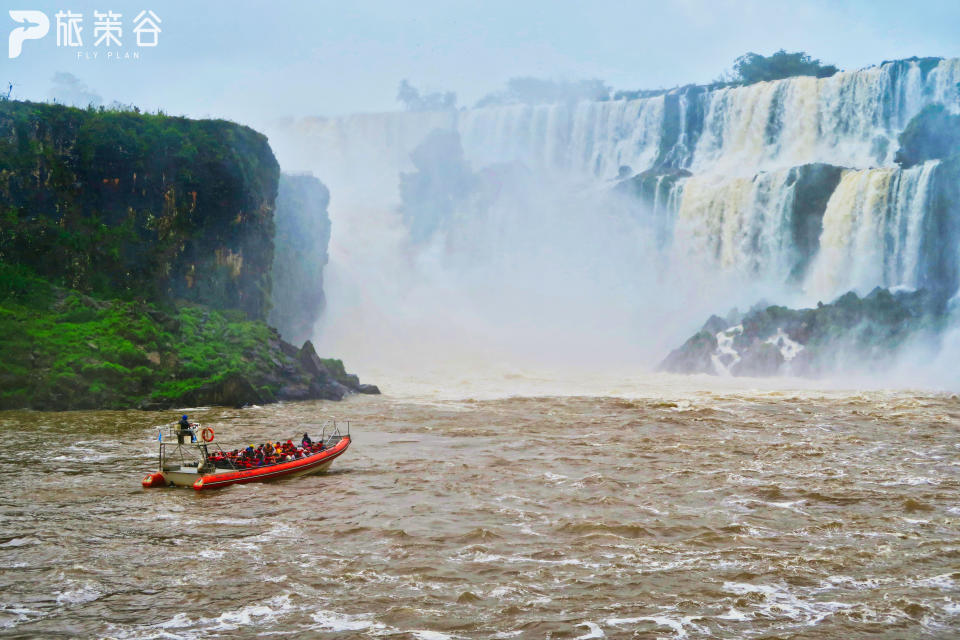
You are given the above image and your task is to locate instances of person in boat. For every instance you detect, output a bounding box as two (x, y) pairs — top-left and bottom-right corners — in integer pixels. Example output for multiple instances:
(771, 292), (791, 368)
(177, 414), (193, 444)
(302, 433), (312, 448)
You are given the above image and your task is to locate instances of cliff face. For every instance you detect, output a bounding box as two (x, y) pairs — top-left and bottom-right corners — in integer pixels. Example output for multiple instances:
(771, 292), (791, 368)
(0, 101), (378, 411)
(0, 100), (279, 319)
(268, 174), (331, 345)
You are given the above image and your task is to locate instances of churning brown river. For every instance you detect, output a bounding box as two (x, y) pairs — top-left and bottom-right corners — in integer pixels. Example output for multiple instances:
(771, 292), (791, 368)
(2, 371), (960, 639)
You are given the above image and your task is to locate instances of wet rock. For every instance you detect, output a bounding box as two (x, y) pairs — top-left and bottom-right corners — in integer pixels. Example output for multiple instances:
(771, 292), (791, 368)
(658, 330), (718, 375)
(297, 340), (332, 378)
(731, 342), (785, 376)
(151, 372), (266, 409)
(660, 287), (944, 378)
(701, 315), (728, 335)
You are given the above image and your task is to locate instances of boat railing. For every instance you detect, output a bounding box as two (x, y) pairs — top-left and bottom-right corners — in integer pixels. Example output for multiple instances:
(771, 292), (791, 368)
(300, 420), (350, 446)
(160, 422), (202, 443)
(156, 423), (237, 473)
(319, 420), (349, 446)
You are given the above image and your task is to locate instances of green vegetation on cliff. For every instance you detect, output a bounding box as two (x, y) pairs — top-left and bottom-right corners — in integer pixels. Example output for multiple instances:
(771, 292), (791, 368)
(730, 50), (838, 84)
(0, 100), (278, 319)
(0, 264), (374, 410)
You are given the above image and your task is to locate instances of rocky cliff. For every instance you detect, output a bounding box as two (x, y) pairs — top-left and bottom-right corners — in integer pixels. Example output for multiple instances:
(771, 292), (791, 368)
(0, 101), (376, 410)
(0, 100), (277, 319)
(268, 173), (331, 345)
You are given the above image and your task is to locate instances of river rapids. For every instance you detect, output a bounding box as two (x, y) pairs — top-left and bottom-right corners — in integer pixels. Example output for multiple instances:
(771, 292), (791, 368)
(2, 373), (959, 638)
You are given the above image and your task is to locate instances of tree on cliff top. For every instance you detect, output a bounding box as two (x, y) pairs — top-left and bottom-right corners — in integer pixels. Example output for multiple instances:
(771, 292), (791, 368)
(731, 50), (838, 84)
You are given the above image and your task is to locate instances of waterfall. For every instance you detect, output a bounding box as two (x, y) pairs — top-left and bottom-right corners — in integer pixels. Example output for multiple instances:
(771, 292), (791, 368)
(261, 57), (960, 369)
(269, 58), (959, 183)
(804, 161), (940, 301)
(673, 169), (799, 279)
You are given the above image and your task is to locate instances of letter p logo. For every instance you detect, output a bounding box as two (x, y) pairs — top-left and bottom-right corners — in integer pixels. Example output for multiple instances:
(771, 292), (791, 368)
(9, 10), (49, 59)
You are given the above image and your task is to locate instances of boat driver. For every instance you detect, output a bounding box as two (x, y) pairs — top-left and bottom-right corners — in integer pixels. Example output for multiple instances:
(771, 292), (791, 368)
(177, 414), (193, 444)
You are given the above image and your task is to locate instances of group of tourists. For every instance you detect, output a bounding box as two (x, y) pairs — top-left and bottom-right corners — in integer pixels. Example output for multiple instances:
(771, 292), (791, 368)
(207, 433), (326, 469)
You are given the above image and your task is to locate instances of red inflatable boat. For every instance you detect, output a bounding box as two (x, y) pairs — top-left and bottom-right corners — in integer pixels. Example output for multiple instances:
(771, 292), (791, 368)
(142, 423), (351, 491)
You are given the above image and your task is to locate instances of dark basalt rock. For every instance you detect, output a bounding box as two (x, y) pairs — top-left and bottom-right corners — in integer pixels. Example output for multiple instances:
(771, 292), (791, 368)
(658, 330), (719, 375)
(297, 340), (332, 378)
(660, 287), (946, 377)
(138, 338), (375, 410)
(357, 384), (381, 395)
(148, 372), (266, 410)
(895, 104), (960, 168)
(701, 314), (729, 335)
(731, 342), (784, 377)
(785, 163), (845, 282)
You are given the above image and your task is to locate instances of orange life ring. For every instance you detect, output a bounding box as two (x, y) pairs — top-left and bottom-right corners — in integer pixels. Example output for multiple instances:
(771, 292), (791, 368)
(201, 427), (215, 442)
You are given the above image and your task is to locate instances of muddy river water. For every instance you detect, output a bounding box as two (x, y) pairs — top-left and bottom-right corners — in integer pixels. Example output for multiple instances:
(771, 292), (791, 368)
(2, 373), (960, 638)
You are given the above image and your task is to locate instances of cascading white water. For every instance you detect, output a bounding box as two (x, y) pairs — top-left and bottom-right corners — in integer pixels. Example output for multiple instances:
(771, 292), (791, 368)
(804, 161), (940, 301)
(263, 57), (960, 371)
(673, 169), (799, 279)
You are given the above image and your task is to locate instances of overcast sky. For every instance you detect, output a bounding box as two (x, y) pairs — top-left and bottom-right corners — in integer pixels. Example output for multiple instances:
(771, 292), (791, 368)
(4, 0), (960, 130)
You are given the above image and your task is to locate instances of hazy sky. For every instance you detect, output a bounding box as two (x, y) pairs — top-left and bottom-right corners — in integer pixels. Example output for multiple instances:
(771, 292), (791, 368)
(4, 0), (960, 128)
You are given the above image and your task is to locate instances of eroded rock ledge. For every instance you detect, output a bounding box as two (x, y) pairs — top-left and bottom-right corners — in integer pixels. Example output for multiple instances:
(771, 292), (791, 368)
(659, 288), (945, 377)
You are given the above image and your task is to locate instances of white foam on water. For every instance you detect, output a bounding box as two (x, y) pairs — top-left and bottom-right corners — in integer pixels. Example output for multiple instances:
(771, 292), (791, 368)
(605, 615), (689, 638)
(909, 573), (956, 590)
(943, 601), (960, 615)
(0, 536), (38, 548)
(722, 581), (854, 626)
(155, 612), (192, 629)
(717, 607), (750, 621)
(880, 476), (941, 486)
(55, 580), (102, 606)
(410, 631), (464, 640)
(820, 575), (896, 591)
(573, 621), (605, 639)
(310, 609), (384, 632)
(0, 604), (44, 630)
(250, 521), (302, 542)
(731, 497), (809, 515)
(487, 585), (521, 599)
(203, 594), (295, 631)
(505, 522), (543, 537)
